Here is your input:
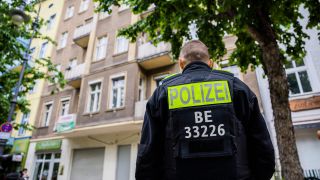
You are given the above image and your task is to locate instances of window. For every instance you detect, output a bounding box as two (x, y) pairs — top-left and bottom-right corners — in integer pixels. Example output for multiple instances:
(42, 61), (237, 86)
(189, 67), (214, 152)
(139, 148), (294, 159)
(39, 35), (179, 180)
(154, 74), (168, 87)
(138, 76), (146, 101)
(99, 6), (112, 19)
(59, 32), (68, 49)
(68, 58), (77, 70)
(222, 65), (242, 80)
(60, 99), (70, 116)
(39, 42), (48, 58)
(114, 35), (129, 54)
(65, 5), (74, 19)
(42, 102), (53, 127)
(110, 76), (125, 108)
(118, 4), (129, 12)
(29, 47), (35, 60)
(47, 14), (56, 30)
(116, 145), (131, 180)
(29, 80), (38, 94)
(87, 82), (102, 112)
(95, 36), (108, 60)
(79, 0), (89, 13)
(285, 60), (312, 96)
(48, 3), (53, 8)
(18, 113), (30, 136)
(34, 153), (60, 180)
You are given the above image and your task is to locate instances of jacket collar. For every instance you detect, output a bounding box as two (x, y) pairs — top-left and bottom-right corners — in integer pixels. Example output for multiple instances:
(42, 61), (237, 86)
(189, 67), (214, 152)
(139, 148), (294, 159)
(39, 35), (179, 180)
(182, 61), (212, 74)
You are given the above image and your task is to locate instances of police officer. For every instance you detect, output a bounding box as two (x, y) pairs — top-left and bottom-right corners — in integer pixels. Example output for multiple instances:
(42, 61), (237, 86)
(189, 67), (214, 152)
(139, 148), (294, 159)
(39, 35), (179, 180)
(136, 40), (275, 180)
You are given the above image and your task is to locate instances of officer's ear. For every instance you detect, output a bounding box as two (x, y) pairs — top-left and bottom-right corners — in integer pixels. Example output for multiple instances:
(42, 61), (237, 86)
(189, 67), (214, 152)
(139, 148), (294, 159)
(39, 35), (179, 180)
(207, 59), (214, 69)
(179, 57), (187, 70)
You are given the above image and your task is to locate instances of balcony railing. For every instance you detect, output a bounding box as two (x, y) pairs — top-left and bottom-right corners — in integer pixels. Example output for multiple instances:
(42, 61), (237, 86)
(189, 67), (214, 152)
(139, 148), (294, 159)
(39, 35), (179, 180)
(304, 169), (320, 179)
(137, 42), (173, 70)
(73, 23), (92, 48)
(65, 63), (85, 88)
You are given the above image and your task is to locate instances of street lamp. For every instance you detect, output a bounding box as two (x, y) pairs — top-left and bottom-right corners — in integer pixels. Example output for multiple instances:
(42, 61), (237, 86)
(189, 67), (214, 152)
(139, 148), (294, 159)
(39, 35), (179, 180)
(9, 9), (30, 26)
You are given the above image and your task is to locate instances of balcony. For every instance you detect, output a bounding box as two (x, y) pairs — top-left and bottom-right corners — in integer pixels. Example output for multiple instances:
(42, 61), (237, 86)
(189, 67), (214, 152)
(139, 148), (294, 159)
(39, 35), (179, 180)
(73, 23), (92, 48)
(65, 63), (85, 88)
(134, 100), (147, 120)
(137, 42), (173, 70)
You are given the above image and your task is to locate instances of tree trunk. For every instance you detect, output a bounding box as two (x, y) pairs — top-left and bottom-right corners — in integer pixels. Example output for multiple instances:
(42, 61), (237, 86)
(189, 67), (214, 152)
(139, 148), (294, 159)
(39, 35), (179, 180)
(247, 10), (304, 180)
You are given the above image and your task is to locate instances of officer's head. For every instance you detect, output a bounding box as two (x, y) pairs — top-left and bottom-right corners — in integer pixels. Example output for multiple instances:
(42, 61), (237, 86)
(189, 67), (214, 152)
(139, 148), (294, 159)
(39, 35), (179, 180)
(179, 40), (212, 70)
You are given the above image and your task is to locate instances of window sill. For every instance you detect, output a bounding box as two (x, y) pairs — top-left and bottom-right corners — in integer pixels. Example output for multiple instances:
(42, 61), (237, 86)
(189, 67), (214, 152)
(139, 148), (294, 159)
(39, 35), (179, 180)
(106, 106), (125, 112)
(92, 58), (105, 63)
(82, 111), (100, 116)
(112, 51), (128, 57)
(99, 15), (111, 21)
(56, 47), (65, 51)
(289, 91), (320, 100)
(118, 8), (130, 14)
(37, 126), (49, 129)
(64, 17), (72, 21)
(78, 10), (87, 14)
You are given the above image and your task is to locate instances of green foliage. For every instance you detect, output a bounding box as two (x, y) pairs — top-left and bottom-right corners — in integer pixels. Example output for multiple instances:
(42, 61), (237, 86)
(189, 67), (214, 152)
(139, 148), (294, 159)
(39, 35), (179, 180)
(0, 0), (66, 126)
(95, 0), (320, 71)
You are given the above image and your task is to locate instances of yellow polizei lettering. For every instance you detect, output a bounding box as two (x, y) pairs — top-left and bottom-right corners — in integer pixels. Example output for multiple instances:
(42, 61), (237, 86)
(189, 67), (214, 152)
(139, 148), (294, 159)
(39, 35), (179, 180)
(168, 81), (232, 109)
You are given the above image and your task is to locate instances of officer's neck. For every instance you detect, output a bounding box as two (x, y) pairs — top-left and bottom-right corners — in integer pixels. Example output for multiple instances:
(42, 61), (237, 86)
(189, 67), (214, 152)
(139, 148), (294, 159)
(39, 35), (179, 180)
(182, 61), (212, 73)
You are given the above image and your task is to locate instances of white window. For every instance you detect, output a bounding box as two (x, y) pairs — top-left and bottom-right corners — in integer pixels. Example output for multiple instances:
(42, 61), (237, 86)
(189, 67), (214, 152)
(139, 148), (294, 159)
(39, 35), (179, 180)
(60, 99), (70, 116)
(42, 102), (53, 127)
(222, 65), (242, 80)
(65, 5), (74, 19)
(59, 32), (68, 49)
(95, 36), (108, 60)
(18, 113), (30, 136)
(68, 58), (77, 70)
(47, 14), (56, 30)
(34, 153), (60, 180)
(87, 82), (102, 112)
(79, 0), (89, 13)
(118, 4), (129, 12)
(138, 76), (146, 101)
(286, 60), (313, 96)
(39, 42), (48, 58)
(110, 76), (125, 108)
(114, 35), (129, 54)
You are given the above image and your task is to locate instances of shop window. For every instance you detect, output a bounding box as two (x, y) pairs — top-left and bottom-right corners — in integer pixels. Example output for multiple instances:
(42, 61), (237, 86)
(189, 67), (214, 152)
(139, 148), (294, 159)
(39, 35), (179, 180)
(116, 145), (131, 180)
(34, 152), (60, 180)
(285, 60), (313, 96)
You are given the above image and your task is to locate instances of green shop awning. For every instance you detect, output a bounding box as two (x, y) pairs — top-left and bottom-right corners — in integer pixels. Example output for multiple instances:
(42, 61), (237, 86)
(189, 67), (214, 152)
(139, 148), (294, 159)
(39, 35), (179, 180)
(36, 139), (62, 151)
(11, 138), (30, 154)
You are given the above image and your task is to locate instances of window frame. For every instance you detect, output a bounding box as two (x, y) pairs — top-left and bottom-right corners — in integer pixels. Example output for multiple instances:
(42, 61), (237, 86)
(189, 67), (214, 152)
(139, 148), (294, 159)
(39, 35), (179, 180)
(58, 31), (68, 49)
(114, 33), (129, 55)
(39, 42), (48, 58)
(94, 36), (108, 61)
(65, 5), (74, 20)
(18, 113), (30, 136)
(40, 101), (54, 127)
(79, 0), (89, 13)
(86, 79), (103, 113)
(107, 72), (127, 110)
(46, 14), (56, 30)
(59, 97), (71, 117)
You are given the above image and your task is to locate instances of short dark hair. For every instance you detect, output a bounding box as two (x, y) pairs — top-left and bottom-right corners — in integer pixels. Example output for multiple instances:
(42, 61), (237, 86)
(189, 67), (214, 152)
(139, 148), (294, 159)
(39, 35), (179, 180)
(179, 40), (210, 62)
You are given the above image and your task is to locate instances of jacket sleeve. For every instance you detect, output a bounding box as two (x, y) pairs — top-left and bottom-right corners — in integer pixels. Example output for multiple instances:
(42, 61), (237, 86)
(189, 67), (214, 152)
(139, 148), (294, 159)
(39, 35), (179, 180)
(234, 78), (275, 180)
(135, 88), (166, 180)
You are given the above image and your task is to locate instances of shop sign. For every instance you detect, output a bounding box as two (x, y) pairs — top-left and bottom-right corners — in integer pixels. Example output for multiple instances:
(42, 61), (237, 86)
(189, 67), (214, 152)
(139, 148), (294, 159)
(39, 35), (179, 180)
(0, 132), (11, 140)
(1, 122), (13, 132)
(12, 154), (23, 162)
(290, 95), (320, 112)
(36, 139), (62, 151)
(12, 138), (30, 153)
(56, 114), (76, 133)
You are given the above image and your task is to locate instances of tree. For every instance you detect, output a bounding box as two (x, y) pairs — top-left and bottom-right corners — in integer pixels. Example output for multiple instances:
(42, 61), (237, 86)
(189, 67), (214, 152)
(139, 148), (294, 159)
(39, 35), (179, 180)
(0, 0), (65, 129)
(95, 0), (320, 179)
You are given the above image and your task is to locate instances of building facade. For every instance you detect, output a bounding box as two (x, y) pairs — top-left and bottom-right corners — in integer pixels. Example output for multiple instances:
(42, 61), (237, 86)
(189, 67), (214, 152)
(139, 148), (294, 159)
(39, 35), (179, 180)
(25, 1), (265, 180)
(10, 0), (64, 170)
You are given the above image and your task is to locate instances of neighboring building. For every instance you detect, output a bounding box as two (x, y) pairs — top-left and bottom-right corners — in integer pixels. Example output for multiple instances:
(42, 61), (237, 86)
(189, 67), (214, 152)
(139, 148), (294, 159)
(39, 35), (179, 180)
(256, 8), (320, 178)
(10, 0), (64, 171)
(25, 1), (264, 180)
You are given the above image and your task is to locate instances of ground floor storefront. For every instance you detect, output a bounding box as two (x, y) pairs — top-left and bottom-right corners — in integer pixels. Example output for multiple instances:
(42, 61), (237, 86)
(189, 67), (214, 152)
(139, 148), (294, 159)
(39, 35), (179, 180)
(26, 130), (140, 180)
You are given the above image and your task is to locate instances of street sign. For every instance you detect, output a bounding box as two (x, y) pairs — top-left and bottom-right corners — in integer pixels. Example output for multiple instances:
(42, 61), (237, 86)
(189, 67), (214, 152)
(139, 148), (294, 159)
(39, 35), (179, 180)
(0, 132), (11, 140)
(1, 122), (13, 133)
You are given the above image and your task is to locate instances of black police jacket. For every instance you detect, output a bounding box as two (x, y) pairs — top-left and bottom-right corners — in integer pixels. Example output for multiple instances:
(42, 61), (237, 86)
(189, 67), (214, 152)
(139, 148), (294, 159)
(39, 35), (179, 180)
(136, 61), (275, 180)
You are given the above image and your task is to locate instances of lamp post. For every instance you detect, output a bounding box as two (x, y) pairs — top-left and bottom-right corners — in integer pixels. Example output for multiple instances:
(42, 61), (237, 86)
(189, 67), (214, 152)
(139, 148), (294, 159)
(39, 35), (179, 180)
(0, 1), (40, 156)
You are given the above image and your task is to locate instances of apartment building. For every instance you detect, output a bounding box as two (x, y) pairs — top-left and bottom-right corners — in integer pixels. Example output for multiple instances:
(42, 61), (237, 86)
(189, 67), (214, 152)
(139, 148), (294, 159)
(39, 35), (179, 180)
(24, 1), (264, 180)
(9, 0), (64, 170)
(256, 8), (320, 177)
